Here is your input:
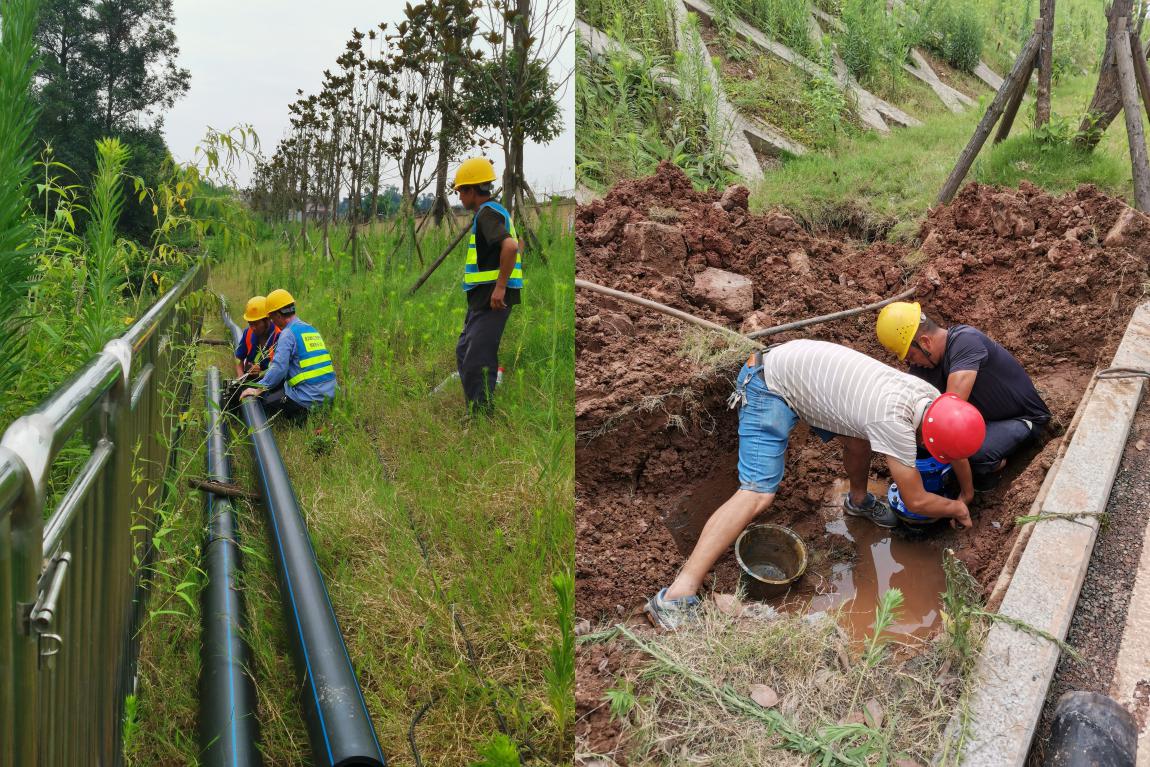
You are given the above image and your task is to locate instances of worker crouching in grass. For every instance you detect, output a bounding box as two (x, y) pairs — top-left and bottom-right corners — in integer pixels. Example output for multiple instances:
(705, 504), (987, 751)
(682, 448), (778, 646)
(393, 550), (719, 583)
(646, 339), (986, 630)
(240, 288), (336, 421)
(876, 302), (1051, 493)
(452, 157), (523, 417)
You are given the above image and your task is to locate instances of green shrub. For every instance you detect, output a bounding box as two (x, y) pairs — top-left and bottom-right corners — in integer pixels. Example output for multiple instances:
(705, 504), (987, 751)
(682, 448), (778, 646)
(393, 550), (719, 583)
(909, 0), (982, 74)
(940, 3), (982, 72)
(836, 0), (911, 86)
(730, 0), (814, 57)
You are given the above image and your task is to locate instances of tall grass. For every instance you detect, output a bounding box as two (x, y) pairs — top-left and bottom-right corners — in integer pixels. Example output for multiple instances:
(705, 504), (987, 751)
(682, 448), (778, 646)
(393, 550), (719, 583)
(0, 0), (42, 398)
(839, 0), (910, 84)
(129, 211), (575, 766)
(77, 139), (133, 356)
(727, 0), (814, 57)
(576, 2), (732, 191)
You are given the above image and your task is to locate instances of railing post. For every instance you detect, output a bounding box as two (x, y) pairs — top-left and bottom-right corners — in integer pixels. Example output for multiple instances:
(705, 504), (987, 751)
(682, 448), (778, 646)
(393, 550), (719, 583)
(100, 337), (134, 765)
(7, 446), (43, 766)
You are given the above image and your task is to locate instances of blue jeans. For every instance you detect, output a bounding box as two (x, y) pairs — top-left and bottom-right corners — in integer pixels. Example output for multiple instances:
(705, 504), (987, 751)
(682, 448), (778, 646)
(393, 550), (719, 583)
(735, 363), (800, 493)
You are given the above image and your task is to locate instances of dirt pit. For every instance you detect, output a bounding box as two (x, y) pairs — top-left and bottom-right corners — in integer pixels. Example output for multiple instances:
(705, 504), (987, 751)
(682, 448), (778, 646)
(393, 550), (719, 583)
(575, 162), (1150, 761)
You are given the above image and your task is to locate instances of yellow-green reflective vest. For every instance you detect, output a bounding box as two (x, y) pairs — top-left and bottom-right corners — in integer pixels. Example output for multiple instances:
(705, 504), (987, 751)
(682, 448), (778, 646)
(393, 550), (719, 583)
(286, 320), (335, 387)
(463, 201), (523, 291)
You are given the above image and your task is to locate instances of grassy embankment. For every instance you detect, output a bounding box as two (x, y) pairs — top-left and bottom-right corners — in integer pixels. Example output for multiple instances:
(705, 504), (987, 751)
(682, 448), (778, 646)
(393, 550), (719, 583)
(127, 213), (575, 767)
(578, 0), (1140, 237)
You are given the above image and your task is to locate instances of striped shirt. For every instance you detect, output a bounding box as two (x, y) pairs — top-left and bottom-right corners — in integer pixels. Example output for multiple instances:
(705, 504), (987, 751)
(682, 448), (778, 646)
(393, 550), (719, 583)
(760, 339), (939, 466)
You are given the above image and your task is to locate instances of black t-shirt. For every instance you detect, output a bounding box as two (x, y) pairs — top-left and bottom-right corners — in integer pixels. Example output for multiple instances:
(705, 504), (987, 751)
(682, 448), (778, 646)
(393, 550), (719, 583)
(467, 205), (522, 311)
(908, 325), (1051, 425)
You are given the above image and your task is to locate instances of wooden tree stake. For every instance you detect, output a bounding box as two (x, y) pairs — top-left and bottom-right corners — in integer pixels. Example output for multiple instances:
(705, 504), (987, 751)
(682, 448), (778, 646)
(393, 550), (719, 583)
(1129, 30), (1150, 123)
(1113, 17), (1150, 211)
(936, 25), (1044, 205)
(1035, 0), (1056, 128)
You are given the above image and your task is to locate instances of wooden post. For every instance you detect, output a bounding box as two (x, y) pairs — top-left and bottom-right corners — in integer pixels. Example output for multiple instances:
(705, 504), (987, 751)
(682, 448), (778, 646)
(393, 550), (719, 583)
(1114, 17), (1150, 211)
(936, 27), (1044, 205)
(407, 217), (472, 295)
(1035, 0), (1056, 128)
(993, 36), (1041, 145)
(1074, 0), (1136, 151)
(1130, 30), (1150, 122)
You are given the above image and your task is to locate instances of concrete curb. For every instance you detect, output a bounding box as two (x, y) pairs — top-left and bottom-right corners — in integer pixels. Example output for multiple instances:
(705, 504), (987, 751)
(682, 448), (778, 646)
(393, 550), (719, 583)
(952, 302), (1150, 765)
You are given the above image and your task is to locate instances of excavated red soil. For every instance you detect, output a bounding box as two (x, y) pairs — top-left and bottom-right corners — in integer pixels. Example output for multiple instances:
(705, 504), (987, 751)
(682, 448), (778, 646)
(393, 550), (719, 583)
(575, 162), (1150, 759)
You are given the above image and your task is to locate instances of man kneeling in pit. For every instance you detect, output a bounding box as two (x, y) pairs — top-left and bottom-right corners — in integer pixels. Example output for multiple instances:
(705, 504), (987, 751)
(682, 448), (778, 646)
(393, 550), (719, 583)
(646, 339), (985, 630)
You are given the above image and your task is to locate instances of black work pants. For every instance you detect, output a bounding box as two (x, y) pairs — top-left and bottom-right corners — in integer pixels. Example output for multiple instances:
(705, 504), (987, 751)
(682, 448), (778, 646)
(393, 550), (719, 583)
(970, 418), (1042, 474)
(456, 304), (512, 416)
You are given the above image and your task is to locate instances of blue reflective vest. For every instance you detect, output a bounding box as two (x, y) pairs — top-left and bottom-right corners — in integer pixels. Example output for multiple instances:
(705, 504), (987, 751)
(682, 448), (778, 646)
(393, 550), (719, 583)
(285, 320), (335, 387)
(463, 201), (523, 291)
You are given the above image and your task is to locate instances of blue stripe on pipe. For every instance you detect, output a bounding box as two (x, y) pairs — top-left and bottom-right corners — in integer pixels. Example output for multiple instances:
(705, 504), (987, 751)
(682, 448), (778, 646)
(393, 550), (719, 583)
(253, 452), (336, 765)
(223, 507), (238, 766)
(310, 537), (385, 759)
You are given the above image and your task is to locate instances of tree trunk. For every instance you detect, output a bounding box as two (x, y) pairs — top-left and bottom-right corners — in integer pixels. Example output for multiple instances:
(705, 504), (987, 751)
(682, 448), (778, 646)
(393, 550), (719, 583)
(504, 0), (531, 219)
(432, 68), (456, 226)
(1034, 0), (1055, 129)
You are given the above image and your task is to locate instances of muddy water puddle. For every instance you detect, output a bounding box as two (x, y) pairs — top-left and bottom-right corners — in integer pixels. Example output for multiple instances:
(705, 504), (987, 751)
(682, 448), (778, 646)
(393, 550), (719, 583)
(665, 473), (948, 641)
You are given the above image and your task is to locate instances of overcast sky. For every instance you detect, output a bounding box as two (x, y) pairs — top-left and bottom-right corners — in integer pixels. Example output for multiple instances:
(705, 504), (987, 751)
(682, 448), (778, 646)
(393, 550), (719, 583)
(163, 0), (574, 194)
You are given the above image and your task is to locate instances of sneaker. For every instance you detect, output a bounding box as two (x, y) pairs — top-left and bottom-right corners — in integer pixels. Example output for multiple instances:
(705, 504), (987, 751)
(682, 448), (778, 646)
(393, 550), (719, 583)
(843, 492), (899, 529)
(645, 588), (701, 630)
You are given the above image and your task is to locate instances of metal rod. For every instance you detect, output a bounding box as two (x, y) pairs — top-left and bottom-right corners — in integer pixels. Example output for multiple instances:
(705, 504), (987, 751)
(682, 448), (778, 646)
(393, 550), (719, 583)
(746, 286), (918, 339)
(575, 278), (759, 347)
(199, 367), (263, 767)
(576, 278), (917, 344)
(225, 310), (386, 767)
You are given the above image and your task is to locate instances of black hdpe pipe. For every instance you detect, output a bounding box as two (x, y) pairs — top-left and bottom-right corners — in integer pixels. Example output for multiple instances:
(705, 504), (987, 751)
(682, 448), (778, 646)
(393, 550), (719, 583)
(1044, 691), (1136, 766)
(200, 367), (262, 767)
(222, 302), (386, 767)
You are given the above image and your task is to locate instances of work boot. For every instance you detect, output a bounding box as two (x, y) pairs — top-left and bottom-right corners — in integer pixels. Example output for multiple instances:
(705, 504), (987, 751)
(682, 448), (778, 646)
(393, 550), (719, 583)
(843, 492), (899, 529)
(645, 588), (701, 631)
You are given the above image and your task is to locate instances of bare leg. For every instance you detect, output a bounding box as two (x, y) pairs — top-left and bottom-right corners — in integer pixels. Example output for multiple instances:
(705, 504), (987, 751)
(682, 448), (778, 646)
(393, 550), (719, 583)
(840, 436), (873, 506)
(665, 489), (776, 600)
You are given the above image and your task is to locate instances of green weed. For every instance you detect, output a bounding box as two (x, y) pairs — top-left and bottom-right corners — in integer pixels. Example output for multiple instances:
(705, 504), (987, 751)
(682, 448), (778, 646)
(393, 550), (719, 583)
(545, 572), (575, 738)
(129, 210), (575, 766)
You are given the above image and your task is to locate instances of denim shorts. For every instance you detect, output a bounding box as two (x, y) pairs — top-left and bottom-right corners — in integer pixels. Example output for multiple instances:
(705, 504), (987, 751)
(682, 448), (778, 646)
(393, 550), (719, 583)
(736, 363), (799, 494)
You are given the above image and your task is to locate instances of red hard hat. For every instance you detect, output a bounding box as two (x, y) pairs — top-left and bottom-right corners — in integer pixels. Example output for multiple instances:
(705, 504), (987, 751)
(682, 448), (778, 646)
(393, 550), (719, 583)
(921, 393), (986, 463)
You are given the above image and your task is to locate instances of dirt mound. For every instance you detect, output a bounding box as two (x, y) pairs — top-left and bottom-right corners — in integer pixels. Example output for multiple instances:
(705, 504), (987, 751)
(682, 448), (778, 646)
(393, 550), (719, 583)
(577, 162), (1150, 618)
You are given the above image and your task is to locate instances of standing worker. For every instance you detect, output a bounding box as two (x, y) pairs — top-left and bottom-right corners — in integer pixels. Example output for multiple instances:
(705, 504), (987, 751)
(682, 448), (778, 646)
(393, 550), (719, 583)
(452, 157), (522, 416)
(876, 302), (1051, 491)
(240, 288), (336, 420)
(646, 340), (985, 630)
(234, 295), (281, 379)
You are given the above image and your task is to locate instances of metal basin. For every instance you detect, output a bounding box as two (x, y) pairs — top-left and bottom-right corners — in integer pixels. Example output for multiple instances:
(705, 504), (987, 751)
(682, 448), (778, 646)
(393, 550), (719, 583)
(735, 523), (808, 600)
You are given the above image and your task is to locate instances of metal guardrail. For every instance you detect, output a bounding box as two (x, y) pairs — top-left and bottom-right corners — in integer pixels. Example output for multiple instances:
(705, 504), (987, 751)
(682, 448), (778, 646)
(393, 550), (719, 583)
(0, 263), (206, 766)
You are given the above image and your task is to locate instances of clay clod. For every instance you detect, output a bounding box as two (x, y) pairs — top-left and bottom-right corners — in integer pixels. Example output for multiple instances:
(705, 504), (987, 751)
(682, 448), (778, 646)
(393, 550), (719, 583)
(693, 268), (754, 318)
(622, 220), (687, 274)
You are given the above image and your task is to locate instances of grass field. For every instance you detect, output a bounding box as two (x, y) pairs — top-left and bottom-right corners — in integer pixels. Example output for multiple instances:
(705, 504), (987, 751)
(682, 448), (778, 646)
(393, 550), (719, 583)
(752, 71), (1138, 239)
(127, 212), (575, 766)
(578, 0), (1125, 205)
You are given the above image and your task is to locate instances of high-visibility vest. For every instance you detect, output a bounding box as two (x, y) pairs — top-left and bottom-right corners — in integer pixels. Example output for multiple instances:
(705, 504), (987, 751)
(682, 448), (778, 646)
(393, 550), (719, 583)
(285, 320), (335, 387)
(463, 201), (523, 291)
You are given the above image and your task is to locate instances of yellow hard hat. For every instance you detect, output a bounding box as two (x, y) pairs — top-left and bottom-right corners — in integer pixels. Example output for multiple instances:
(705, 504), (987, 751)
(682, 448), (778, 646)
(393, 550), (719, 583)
(451, 157), (496, 190)
(243, 296), (268, 322)
(876, 301), (923, 360)
(265, 288), (296, 314)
